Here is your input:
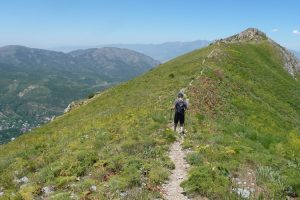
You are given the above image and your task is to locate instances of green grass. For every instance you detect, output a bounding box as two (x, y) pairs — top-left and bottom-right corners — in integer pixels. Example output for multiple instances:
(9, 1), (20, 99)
(182, 41), (300, 199)
(0, 40), (300, 199)
(0, 45), (202, 199)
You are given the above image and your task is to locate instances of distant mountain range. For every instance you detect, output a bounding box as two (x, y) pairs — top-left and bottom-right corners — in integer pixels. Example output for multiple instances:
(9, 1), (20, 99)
(0, 45), (159, 143)
(291, 50), (300, 59)
(52, 40), (211, 62)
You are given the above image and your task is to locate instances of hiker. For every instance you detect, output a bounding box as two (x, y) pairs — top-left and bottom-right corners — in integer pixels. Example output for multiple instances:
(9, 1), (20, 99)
(173, 92), (188, 133)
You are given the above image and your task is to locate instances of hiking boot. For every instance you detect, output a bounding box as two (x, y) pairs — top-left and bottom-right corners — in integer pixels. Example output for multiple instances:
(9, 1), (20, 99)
(180, 126), (184, 134)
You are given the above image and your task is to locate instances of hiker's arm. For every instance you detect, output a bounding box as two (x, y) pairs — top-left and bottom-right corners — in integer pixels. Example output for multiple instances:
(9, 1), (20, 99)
(171, 100), (177, 110)
(185, 100), (189, 110)
(171, 104), (176, 110)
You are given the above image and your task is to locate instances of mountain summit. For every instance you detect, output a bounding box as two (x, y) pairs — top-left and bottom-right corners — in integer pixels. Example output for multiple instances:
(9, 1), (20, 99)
(221, 28), (267, 43)
(0, 29), (299, 199)
(218, 28), (300, 78)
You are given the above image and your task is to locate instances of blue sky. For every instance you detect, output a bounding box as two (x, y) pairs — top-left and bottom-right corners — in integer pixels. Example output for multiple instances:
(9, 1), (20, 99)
(0, 0), (299, 50)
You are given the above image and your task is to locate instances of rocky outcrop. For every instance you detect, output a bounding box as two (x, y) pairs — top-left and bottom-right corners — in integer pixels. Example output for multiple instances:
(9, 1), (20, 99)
(64, 98), (94, 113)
(16, 176), (29, 185)
(220, 28), (267, 43)
(42, 186), (54, 195)
(274, 44), (300, 78)
(64, 101), (86, 113)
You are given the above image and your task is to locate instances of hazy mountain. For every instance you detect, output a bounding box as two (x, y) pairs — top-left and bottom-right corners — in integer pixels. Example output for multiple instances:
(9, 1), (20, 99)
(0, 45), (159, 143)
(52, 40), (211, 62)
(97, 40), (211, 62)
(291, 50), (300, 59)
(1, 29), (299, 199)
(69, 47), (159, 80)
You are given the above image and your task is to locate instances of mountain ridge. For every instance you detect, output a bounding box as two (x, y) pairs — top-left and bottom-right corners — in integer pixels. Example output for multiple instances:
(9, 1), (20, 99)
(216, 28), (300, 78)
(51, 40), (211, 62)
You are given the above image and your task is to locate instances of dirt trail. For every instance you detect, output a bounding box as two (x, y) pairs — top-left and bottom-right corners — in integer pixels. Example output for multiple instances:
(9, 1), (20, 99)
(162, 133), (189, 200)
(162, 48), (216, 200)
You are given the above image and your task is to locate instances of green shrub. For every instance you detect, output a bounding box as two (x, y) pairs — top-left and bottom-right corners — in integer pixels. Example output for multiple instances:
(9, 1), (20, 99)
(169, 73), (175, 78)
(54, 176), (77, 187)
(148, 165), (169, 185)
(108, 175), (128, 191)
(18, 183), (40, 200)
(181, 165), (230, 198)
(161, 129), (176, 143)
(186, 152), (202, 166)
(88, 92), (95, 99)
(48, 192), (71, 200)
(121, 165), (141, 188)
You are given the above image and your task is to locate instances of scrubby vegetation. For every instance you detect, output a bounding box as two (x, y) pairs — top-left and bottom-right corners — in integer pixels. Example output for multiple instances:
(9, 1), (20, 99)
(0, 38), (299, 199)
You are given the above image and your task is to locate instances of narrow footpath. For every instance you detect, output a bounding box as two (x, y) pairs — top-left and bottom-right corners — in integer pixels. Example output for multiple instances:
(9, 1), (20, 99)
(162, 47), (216, 200)
(161, 130), (189, 200)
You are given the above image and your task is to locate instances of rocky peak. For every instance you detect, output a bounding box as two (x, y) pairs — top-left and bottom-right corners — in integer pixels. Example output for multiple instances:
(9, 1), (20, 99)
(221, 28), (267, 43)
(216, 28), (300, 78)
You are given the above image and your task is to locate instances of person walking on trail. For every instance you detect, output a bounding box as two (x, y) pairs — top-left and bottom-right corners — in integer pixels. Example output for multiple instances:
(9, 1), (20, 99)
(173, 92), (188, 133)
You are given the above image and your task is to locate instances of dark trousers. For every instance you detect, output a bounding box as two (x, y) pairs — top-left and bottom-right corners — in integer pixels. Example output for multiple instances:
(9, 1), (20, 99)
(174, 112), (185, 126)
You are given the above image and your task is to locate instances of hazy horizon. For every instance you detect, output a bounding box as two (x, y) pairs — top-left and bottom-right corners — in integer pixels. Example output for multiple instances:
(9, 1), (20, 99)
(0, 0), (300, 51)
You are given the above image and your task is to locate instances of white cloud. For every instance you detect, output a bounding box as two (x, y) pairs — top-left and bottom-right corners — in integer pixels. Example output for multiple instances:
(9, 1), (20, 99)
(292, 30), (300, 35)
(272, 28), (279, 32)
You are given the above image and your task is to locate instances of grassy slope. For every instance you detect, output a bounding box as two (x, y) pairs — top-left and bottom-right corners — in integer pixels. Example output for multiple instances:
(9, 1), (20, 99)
(0, 40), (300, 199)
(0, 45), (204, 199)
(182, 41), (300, 199)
